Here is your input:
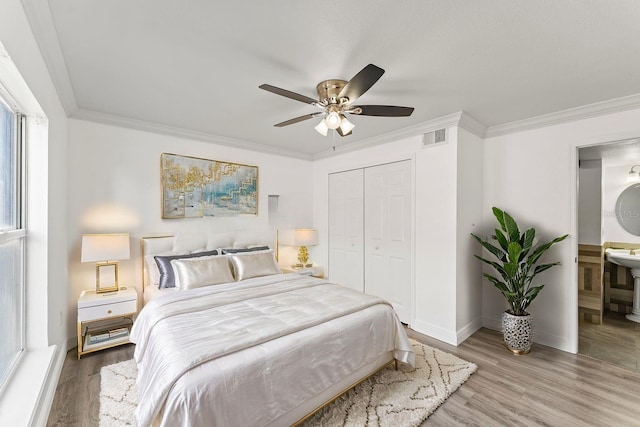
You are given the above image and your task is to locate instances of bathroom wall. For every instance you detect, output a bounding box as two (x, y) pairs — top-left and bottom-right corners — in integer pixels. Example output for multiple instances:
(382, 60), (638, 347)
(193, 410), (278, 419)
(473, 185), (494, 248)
(578, 159), (602, 245)
(602, 161), (640, 244)
(602, 160), (640, 313)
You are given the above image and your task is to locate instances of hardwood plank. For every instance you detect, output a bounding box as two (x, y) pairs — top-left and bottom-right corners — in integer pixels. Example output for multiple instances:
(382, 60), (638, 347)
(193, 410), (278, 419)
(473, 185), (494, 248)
(47, 330), (640, 426)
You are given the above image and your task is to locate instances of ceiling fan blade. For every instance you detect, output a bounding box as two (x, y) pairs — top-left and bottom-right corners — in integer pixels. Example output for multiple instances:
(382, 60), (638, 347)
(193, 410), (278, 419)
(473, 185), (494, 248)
(259, 84), (319, 105)
(274, 113), (322, 127)
(351, 105), (414, 117)
(338, 64), (385, 103)
(336, 127), (352, 137)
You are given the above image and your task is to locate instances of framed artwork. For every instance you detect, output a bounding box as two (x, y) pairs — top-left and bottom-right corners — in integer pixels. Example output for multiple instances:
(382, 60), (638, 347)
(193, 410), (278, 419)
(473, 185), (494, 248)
(161, 153), (258, 218)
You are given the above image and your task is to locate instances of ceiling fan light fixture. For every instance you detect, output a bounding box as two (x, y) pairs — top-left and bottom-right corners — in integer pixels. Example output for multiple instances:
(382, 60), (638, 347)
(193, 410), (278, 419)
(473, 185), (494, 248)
(339, 115), (355, 134)
(325, 111), (341, 129)
(314, 119), (329, 136)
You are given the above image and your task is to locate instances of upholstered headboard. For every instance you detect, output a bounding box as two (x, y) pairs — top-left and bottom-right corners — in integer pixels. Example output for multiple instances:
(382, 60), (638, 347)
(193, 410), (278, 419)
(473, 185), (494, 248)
(141, 230), (274, 288)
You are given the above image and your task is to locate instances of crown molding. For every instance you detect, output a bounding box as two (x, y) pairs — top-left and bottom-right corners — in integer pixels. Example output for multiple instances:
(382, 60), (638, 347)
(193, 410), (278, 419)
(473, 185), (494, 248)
(313, 111), (487, 160)
(313, 112), (464, 159)
(458, 112), (487, 138)
(485, 93), (640, 139)
(72, 108), (314, 160)
(20, 0), (78, 115)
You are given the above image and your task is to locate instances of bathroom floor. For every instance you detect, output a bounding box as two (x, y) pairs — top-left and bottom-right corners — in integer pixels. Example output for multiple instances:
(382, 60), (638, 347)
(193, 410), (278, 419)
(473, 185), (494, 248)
(579, 310), (640, 371)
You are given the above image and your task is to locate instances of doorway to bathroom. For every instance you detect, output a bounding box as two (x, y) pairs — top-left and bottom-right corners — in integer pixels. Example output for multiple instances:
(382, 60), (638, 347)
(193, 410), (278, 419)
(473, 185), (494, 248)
(578, 139), (640, 371)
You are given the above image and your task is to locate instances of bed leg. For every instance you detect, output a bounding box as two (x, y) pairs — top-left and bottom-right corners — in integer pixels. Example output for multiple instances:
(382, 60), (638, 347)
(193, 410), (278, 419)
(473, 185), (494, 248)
(394, 359), (398, 371)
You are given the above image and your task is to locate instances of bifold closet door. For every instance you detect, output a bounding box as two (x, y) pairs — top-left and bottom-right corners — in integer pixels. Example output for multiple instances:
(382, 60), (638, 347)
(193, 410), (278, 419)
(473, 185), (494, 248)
(328, 169), (364, 292)
(364, 161), (412, 323)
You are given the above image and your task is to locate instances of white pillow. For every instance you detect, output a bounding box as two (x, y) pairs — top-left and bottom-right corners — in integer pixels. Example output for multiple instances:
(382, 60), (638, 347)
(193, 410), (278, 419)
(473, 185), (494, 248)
(229, 250), (281, 281)
(170, 255), (234, 290)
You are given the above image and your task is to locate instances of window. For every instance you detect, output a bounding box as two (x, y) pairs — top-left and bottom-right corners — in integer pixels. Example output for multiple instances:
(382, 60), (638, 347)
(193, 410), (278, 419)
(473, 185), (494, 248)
(0, 95), (25, 392)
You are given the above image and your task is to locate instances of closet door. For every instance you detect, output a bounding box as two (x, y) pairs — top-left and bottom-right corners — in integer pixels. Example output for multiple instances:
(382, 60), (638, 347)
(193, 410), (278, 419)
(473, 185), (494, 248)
(328, 169), (364, 292)
(364, 160), (412, 323)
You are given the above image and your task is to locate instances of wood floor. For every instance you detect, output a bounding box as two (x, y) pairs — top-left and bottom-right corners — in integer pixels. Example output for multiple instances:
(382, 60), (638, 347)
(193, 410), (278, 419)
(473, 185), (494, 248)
(579, 310), (640, 372)
(47, 328), (640, 426)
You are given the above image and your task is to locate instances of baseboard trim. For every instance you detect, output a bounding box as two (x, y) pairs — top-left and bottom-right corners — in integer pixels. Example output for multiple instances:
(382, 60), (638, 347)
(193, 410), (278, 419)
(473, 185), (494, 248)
(456, 317), (482, 345)
(482, 315), (501, 332)
(411, 319), (458, 346)
(32, 344), (66, 426)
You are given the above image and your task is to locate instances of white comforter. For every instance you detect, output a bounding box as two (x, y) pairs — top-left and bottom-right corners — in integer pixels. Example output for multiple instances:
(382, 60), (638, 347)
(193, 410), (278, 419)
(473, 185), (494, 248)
(130, 273), (414, 427)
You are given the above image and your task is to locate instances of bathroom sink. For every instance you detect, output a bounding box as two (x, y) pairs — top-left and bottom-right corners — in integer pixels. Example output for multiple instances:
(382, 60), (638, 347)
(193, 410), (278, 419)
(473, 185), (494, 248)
(605, 248), (640, 270)
(605, 248), (640, 323)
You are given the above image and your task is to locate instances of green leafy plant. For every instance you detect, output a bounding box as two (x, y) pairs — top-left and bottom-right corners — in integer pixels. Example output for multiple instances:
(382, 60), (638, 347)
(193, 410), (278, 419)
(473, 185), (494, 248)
(471, 207), (568, 316)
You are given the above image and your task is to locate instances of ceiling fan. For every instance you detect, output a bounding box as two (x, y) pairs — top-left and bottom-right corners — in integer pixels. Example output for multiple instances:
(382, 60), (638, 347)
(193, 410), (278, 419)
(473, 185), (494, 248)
(259, 64), (414, 137)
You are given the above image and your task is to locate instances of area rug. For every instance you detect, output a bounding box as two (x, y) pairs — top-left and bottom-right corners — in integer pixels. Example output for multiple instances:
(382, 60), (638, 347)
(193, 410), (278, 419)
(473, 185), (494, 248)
(99, 339), (477, 426)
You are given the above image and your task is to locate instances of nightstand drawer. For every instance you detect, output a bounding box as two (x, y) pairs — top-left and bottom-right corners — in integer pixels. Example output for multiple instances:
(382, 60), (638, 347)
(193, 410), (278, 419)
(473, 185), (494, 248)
(78, 299), (136, 322)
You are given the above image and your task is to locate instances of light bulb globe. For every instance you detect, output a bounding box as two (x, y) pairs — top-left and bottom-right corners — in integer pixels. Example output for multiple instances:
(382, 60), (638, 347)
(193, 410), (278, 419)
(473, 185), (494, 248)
(325, 112), (341, 129)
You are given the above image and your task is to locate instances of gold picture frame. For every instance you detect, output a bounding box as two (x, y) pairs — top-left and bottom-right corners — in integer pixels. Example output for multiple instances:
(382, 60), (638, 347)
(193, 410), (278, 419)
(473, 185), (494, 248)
(96, 262), (119, 293)
(161, 153), (258, 218)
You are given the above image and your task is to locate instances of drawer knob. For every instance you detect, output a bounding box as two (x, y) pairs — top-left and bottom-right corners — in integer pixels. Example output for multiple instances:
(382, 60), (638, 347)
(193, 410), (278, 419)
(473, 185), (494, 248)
(107, 310), (112, 314)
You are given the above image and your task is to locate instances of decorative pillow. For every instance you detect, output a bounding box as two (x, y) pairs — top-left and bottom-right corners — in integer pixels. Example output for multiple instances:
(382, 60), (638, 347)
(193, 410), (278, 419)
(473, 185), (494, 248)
(170, 255), (234, 290)
(221, 246), (270, 254)
(155, 249), (219, 289)
(229, 250), (281, 281)
(145, 251), (188, 287)
(145, 254), (162, 287)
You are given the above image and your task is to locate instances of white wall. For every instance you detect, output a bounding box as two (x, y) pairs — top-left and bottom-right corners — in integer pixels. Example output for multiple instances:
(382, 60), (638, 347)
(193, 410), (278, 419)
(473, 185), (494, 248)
(578, 161), (602, 245)
(0, 0), (69, 424)
(483, 107), (640, 354)
(602, 162), (640, 244)
(67, 119), (313, 342)
(313, 122), (484, 346)
(455, 128), (483, 342)
(1, 0), (69, 353)
(413, 132), (458, 342)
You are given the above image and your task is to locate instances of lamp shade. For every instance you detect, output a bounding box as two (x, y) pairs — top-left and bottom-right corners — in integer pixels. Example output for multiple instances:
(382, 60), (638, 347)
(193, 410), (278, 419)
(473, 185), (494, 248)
(280, 229), (319, 247)
(81, 234), (130, 262)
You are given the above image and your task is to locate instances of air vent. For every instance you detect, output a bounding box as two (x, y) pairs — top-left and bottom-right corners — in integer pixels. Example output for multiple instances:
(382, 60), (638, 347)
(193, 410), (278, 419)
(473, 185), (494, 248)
(422, 128), (447, 148)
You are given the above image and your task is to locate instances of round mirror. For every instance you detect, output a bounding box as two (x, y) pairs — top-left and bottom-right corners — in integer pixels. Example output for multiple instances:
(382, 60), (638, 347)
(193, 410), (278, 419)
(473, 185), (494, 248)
(615, 183), (640, 236)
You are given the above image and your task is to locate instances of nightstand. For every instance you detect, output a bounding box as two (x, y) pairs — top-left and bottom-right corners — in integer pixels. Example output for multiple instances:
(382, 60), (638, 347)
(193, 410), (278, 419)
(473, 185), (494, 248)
(281, 266), (324, 278)
(77, 287), (137, 359)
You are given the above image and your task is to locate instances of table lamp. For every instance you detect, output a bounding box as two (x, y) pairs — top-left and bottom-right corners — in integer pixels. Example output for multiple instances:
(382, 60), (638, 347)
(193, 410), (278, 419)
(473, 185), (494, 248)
(81, 233), (130, 293)
(280, 228), (318, 268)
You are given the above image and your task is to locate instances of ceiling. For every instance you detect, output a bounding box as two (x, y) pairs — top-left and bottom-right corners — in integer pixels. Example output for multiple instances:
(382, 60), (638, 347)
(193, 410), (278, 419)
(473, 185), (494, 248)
(22, 1), (640, 158)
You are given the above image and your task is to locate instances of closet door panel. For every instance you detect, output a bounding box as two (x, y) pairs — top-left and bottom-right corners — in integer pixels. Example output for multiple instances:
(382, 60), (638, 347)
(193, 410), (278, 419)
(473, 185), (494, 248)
(364, 160), (412, 323)
(328, 169), (364, 292)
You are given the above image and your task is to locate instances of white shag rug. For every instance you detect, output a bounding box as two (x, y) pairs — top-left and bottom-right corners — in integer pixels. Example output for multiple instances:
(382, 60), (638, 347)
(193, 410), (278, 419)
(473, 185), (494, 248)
(99, 339), (477, 426)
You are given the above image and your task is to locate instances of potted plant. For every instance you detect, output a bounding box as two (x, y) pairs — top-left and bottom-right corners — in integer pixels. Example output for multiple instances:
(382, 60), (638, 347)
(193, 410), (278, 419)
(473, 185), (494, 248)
(471, 207), (568, 354)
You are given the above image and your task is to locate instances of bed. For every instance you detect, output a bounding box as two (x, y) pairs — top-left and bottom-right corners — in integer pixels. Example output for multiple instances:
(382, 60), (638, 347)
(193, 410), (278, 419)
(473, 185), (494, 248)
(132, 233), (414, 427)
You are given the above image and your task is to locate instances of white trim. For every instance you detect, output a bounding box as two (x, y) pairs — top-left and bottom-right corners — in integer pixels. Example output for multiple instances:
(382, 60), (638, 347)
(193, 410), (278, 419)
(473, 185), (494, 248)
(0, 346), (56, 426)
(314, 111), (487, 160)
(456, 317), (482, 345)
(31, 345), (65, 427)
(19, 0), (78, 114)
(313, 112), (466, 160)
(72, 108), (314, 160)
(410, 319), (458, 346)
(482, 315), (501, 333)
(458, 112), (487, 138)
(0, 229), (26, 243)
(485, 93), (640, 138)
